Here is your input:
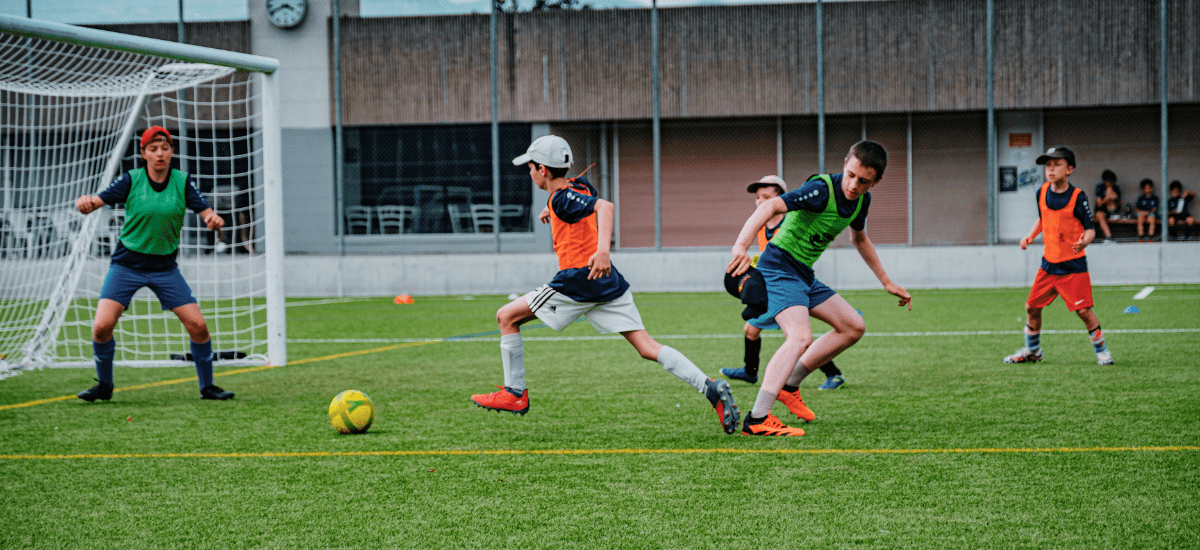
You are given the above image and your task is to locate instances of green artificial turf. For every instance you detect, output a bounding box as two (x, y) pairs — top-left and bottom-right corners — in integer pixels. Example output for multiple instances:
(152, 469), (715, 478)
(1, 286), (1198, 549)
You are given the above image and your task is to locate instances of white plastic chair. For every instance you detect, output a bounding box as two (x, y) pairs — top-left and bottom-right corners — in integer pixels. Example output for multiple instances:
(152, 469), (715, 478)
(4, 210), (34, 257)
(499, 205), (526, 232)
(346, 206), (373, 234)
(469, 204), (498, 233)
(377, 205), (413, 234)
(447, 204), (472, 234)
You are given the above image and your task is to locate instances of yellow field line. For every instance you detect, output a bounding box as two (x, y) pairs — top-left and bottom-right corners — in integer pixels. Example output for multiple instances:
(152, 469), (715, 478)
(0, 340), (441, 412)
(0, 445), (1195, 461)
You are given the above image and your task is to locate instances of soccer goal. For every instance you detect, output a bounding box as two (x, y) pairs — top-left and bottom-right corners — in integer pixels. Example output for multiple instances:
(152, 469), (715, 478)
(0, 15), (285, 378)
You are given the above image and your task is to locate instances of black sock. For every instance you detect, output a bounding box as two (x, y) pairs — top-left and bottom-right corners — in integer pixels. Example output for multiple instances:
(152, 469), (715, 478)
(782, 384), (799, 393)
(819, 361), (842, 377)
(744, 337), (761, 374)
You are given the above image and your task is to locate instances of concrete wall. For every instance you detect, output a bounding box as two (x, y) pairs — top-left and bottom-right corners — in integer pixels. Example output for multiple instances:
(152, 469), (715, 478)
(282, 242), (1200, 297)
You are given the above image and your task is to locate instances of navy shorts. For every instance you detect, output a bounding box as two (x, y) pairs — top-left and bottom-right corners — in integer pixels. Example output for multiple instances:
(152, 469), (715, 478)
(100, 263), (198, 310)
(755, 247), (837, 325)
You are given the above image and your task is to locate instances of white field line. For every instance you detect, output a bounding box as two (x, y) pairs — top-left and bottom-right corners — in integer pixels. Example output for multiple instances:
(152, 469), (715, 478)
(290, 327), (1200, 344)
(1134, 286), (1155, 300)
(286, 297), (375, 308)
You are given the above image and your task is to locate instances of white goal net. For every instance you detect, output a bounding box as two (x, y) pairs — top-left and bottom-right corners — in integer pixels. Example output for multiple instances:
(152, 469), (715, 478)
(0, 16), (285, 378)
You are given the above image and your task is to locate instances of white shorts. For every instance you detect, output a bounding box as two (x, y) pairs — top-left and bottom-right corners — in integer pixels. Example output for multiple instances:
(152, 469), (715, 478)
(523, 285), (645, 334)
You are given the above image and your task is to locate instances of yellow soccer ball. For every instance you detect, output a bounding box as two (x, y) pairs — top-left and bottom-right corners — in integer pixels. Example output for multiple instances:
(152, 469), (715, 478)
(328, 390), (375, 434)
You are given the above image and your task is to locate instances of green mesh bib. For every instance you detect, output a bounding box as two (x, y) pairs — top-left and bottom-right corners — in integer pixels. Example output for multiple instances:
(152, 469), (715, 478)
(769, 174), (862, 267)
(119, 168), (188, 255)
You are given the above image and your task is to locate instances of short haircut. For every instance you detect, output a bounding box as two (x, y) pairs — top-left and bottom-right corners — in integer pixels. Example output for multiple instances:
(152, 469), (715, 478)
(759, 184), (785, 197)
(1140, 178), (1155, 190)
(1169, 180), (1182, 192)
(530, 162), (568, 179)
(848, 140), (888, 180)
(1101, 169), (1117, 183)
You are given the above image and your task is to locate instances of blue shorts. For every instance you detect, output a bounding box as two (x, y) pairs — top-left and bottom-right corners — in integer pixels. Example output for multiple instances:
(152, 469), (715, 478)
(755, 248), (837, 326)
(100, 263), (198, 311)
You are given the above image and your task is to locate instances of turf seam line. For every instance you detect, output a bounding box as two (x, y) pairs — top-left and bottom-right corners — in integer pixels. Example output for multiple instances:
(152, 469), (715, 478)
(1, 445), (1195, 460)
(0, 341), (441, 411)
(289, 327), (1200, 344)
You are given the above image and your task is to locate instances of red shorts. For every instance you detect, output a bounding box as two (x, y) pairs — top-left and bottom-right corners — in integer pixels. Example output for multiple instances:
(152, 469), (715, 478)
(1027, 269), (1094, 311)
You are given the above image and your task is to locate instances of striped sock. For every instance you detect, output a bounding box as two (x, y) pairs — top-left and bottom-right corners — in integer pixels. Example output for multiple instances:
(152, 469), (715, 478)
(1025, 325), (1041, 352)
(1089, 326), (1108, 353)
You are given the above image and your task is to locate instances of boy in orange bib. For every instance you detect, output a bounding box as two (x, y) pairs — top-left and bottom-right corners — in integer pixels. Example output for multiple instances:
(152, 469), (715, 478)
(1005, 146), (1113, 366)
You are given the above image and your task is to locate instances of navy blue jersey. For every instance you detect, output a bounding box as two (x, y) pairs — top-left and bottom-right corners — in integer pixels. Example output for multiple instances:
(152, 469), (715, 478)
(779, 174), (870, 232)
(1168, 194), (1193, 216)
(545, 177), (629, 303)
(1135, 194), (1159, 213)
(1094, 182), (1121, 204)
(1038, 183), (1094, 275)
(97, 171), (212, 272)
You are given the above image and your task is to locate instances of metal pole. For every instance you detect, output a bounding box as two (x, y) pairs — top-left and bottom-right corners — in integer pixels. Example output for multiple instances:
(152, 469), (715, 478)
(1159, 0), (1168, 249)
(652, 0), (661, 250)
(986, 0), (996, 246)
(333, 0), (345, 261)
(816, 0), (825, 174)
(907, 112), (913, 246)
(776, 116), (783, 178)
(491, 1), (501, 253)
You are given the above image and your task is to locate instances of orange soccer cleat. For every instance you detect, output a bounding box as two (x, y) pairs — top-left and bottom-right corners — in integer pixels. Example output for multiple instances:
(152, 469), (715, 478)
(741, 413), (806, 436)
(471, 385), (529, 415)
(777, 387), (816, 422)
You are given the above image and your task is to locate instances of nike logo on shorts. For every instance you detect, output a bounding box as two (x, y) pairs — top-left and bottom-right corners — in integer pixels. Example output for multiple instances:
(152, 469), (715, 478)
(1074, 299), (1084, 305)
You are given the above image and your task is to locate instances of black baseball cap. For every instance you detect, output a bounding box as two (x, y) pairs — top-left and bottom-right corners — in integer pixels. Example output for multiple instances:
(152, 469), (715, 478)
(1036, 146), (1076, 168)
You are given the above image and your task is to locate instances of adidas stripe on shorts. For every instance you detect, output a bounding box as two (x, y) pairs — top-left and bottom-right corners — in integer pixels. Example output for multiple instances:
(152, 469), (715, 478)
(523, 285), (645, 334)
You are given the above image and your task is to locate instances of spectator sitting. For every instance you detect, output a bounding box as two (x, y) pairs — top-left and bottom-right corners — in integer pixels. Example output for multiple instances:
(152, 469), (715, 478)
(1134, 178), (1160, 242)
(1167, 180), (1196, 239)
(1093, 169), (1122, 242)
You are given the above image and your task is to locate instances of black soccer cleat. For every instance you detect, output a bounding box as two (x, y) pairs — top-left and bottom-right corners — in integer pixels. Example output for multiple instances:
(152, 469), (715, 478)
(77, 379), (114, 402)
(200, 385), (235, 400)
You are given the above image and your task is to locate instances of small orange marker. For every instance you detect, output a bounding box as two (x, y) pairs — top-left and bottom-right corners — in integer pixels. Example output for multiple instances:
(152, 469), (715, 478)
(394, 294), (414, 304)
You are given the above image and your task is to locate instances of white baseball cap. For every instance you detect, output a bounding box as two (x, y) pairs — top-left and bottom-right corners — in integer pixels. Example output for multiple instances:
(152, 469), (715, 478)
(512, 135), (573, 169)
(747, 175), (787, 193)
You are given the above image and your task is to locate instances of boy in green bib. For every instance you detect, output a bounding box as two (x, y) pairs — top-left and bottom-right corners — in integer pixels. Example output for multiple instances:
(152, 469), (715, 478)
(727, 141), (911, 436)
(74, 126), (233, 402)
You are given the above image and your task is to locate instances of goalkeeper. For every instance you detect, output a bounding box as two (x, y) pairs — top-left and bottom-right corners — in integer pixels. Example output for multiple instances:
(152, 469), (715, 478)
(721, 176), (847, 394)
(74, 126), (234, 402)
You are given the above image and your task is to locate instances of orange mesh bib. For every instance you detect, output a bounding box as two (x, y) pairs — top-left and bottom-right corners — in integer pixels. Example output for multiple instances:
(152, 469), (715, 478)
(1039, 182), (1086, 264)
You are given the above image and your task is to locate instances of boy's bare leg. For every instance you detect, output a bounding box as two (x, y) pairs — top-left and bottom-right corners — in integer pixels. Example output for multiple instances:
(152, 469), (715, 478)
(750, 305), (811, 418)
(788, 295), (864, 385)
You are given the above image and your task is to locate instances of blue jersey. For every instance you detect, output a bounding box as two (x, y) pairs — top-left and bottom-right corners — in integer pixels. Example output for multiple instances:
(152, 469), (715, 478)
(1038, 183), (1094, 275)
(546, 177), (629, 303)
(759, 174), (871, 278)
(778, 174), (870, 232)
(1135, 194), (1159, 213)
(98, 171), (212, 272)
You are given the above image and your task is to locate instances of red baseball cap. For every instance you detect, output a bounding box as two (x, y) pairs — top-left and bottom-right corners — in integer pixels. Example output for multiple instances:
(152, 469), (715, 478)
(140, 126), (173, 149)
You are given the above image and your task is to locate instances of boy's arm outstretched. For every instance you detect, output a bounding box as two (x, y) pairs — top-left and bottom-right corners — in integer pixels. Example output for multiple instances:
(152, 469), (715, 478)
(850, 228), (912, 310)
(727, 197), (787, 277)
(588, 199), (614, 280)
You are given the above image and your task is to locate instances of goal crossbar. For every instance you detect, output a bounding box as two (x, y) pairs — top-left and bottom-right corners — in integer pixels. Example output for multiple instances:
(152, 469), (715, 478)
(0, 16), (286, 378)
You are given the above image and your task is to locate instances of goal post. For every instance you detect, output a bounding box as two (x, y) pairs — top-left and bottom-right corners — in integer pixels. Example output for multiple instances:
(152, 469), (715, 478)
(0, 15), (286, 378)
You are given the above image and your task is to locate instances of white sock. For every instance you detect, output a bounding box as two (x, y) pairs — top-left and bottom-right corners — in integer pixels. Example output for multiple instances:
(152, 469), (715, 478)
(751, 390), (777, 418)
(656, 345), (707, 393)
(785, 359), (816, 386)
(500, 332), (525, 391)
